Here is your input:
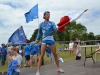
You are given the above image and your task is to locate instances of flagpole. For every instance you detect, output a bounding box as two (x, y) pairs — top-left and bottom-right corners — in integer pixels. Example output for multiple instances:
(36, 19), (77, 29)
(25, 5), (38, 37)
(37, 4), (39, 28)
(38, 18), (40, 28)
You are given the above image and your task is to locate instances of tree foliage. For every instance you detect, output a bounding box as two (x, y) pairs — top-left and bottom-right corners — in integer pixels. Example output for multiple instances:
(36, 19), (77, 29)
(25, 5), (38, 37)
(30, 29), (38, 42)
(95, 35), (100, 40)
(29, 21), (99, 42)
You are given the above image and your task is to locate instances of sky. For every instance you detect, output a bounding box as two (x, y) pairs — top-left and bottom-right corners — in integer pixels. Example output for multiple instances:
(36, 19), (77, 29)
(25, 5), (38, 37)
(0, 0), (100, 44)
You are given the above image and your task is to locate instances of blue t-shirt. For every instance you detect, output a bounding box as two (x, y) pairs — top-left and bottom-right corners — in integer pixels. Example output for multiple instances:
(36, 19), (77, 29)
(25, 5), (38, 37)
(24, 45), (30, 55)
(1, 47), (7, 56)
(36, 21), (58, 41)
(0, 47), (2, 56)
(30, 44), (39, 53)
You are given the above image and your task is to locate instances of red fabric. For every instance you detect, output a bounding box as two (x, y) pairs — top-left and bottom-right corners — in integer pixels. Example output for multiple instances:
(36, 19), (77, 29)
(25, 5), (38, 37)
(57, 16), (70, 32)
(58, 21), (70, 32)
(58, 27), (65, 32)
(57, 16), (70, 26)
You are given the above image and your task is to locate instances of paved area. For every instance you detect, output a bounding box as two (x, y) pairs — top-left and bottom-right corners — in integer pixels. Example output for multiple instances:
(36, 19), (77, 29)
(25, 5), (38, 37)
(20, 60), (100, 75)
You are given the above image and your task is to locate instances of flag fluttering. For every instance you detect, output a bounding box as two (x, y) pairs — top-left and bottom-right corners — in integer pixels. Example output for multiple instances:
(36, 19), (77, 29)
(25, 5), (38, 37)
(8, 26), (27, 44)
(57, 9), (88, 32)
(24, 4), (38, 23)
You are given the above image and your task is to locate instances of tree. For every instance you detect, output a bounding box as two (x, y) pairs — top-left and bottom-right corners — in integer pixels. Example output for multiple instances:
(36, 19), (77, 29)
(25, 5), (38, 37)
(95, 35), (100, 40)
(87, 32), (95, 40)
(70, 30), (79, 41)
(86, 32), (95, 45)
(81, 33), (88, 40)
(66, 21), (87, 41)
(30, 29), (38, 42)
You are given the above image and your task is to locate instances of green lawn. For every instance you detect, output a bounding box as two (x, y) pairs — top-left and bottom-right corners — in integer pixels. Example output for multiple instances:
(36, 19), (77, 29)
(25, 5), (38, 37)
(0, 43), (100, 72)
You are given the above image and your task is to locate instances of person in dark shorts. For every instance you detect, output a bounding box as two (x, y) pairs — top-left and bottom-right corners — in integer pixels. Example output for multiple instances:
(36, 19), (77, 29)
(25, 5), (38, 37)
(74, 42), (81, 60)
(23, 44), (30, 67)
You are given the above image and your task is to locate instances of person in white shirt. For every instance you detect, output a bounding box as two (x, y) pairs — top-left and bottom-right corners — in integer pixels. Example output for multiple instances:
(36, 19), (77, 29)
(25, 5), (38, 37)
(69, 40), (74, 55)
(74, 42), (81, 60)
(57, 54), (64, 63)
(8, 47), (22, 75)
(7, 44), (12, 55)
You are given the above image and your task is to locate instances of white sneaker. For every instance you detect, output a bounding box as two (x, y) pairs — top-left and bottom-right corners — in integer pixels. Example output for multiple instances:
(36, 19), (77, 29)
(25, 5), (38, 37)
(36, 72), (40, 75)
(57, 68), (64, 73)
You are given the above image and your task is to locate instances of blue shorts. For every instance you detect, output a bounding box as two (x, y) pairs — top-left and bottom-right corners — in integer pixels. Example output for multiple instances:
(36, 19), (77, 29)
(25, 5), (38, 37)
(42, 40), (55, 45)
(30, 51), (38, 56)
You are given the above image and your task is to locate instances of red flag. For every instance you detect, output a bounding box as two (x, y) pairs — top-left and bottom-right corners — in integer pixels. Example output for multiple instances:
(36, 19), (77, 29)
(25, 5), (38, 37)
(57, 16), (70, 32)
(57, 10), (86, 32)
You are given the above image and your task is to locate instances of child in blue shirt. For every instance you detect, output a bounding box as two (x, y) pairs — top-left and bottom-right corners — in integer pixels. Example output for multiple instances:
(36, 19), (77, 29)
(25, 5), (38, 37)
(23, 44), (30, 67)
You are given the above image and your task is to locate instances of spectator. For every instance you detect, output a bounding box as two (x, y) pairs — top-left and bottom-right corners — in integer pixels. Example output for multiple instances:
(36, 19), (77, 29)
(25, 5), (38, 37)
(4, 44), (7, 62)
(62, 45), (65, 51)
(18, 46), (23, 57)
(46, 45), (54, 64)
(69, 40), (74, 56)
(64, 47), (69, 52)
(1, 44), (7, 66)
(23, 44), (30, 67)
(7, 44), (12, 55)
(8, 47), (22, 75)
(74, 42), (81, 60)
(75, 37), (80, 45)
(58, 47), (63, 52)
(57, 54), (64, 63)
(30, 42), (39, 67)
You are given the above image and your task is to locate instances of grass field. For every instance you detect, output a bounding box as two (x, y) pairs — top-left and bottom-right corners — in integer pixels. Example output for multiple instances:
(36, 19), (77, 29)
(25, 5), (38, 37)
(0, 43), (100, 72)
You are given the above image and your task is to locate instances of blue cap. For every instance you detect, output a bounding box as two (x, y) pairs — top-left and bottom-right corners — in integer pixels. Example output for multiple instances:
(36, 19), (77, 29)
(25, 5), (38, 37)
(44, 11), (50, 15)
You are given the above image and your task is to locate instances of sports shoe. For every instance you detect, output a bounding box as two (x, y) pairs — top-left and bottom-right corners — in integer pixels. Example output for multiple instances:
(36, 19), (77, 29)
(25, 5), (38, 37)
(57, 68), (64, 73)
(36, 72), (40, 75)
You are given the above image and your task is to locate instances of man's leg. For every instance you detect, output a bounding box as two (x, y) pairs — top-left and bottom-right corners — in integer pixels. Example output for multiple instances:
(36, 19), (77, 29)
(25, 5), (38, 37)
(37, 44), (47, 72)
(50, 44), (64, 72)
(1, 55), (5, 66)
(34, 55), (38, 66)
(24, 57), (26, 67)
(30, 56), (33, 67)
(50, 45), (59, 69)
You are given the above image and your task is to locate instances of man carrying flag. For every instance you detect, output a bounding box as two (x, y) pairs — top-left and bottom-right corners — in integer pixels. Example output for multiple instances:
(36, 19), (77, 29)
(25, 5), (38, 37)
(34, 11), (64, 75)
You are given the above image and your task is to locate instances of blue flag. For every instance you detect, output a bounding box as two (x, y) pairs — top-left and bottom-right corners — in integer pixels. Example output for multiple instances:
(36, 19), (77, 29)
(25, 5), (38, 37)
(24, 4), (38, 23)
(8, 26), (27, 44)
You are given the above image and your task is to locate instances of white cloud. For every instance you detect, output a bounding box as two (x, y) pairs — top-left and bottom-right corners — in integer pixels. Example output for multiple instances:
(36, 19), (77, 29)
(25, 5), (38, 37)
(0, 0), (100, 44)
